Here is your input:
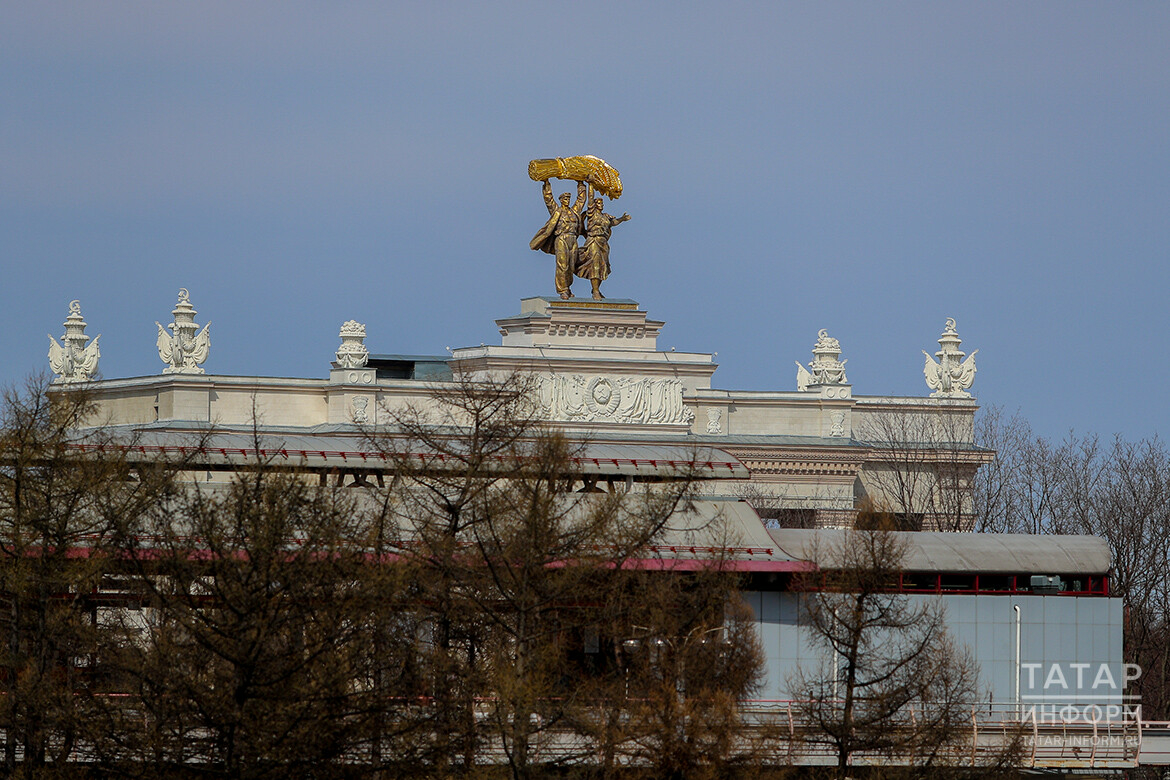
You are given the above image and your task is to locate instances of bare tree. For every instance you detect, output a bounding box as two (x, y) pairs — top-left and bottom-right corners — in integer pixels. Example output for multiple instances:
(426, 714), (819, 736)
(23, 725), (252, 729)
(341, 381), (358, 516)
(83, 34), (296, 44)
(970, 406), (1032, 533)
(1071, 437), (1170, 720)
(600, 564), (770, 780)
(464, 440), (704, 780)
(366, 370), (764, 780)
(971, 407), (1170, 721)
(366, 372), (543, 776)
(855, 402), (991, 532)
(104, 452), (419, 780)
(788, 512), (984, 780)
(733, 481), (823, 529)
(0, 377), (187, 777)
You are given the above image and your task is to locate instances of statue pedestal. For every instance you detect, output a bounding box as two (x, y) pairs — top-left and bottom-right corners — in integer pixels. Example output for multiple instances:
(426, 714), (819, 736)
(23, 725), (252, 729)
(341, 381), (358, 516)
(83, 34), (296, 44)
(449, 296), (716, 433)
(495, 296), (663, 351)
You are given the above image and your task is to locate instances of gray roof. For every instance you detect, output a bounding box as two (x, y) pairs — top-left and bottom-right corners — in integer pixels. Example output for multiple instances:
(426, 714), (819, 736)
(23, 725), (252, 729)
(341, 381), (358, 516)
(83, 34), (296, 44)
(602, 432), (869, 448)
(73, 429), (750, 479)
(679, 433), (868, 448)
(767, 529), (1111, 574)
(366, 354), (449, 362)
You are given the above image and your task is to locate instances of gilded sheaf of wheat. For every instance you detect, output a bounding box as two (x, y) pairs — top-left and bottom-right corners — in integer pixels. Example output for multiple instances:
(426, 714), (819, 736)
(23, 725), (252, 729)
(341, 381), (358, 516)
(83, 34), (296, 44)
(528, 156), (623, 199)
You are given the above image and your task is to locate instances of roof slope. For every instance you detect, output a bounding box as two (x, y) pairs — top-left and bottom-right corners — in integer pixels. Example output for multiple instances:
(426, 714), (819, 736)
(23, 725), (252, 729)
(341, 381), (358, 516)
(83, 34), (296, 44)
(767, 529), (1111, 574)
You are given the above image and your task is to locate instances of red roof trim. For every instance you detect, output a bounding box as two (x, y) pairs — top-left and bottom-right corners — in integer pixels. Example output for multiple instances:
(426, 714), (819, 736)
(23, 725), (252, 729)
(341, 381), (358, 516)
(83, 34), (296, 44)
(70, 443), (745, 472)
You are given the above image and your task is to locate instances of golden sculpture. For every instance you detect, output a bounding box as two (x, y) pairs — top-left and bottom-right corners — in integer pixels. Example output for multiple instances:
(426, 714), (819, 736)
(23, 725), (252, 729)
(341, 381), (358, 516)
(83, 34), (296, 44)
(528, 156), (622, 199)
(528, 156), (628, 300)
(530, 179), (587, 299)
(579, 198), (631, 299)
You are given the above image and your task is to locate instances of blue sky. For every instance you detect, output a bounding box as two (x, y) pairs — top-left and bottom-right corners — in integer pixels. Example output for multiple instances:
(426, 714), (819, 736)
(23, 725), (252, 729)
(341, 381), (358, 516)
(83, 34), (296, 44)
(2, 3), (1167, 440)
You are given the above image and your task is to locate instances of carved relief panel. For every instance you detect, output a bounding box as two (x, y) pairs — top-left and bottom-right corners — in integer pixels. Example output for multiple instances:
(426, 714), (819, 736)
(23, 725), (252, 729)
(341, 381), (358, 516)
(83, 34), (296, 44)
(536, 374), (694, 426)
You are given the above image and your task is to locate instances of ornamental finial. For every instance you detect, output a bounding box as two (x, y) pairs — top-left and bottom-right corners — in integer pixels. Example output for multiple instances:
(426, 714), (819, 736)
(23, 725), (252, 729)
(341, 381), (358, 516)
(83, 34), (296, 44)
(335, 320), (369, 369)
(48, 299), (100, 383)
(156, 288), (211, 374)
(796, 329), (848, 391)
(923, 318), (978, 398)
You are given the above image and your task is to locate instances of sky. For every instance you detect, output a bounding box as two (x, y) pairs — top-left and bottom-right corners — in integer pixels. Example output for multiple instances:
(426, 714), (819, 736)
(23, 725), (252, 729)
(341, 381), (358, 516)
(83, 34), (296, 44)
(2, 3), (1167, 441)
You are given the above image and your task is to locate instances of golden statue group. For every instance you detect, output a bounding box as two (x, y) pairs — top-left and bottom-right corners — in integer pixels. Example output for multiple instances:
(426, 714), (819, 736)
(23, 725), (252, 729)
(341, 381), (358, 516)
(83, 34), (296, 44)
(528, 156), (630, 300)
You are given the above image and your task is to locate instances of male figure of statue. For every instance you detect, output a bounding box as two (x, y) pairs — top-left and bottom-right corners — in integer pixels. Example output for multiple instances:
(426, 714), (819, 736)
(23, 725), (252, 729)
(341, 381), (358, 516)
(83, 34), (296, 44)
(579, 197), (631, 300)
(530, 179), (588, 299)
